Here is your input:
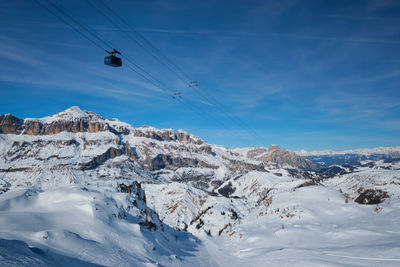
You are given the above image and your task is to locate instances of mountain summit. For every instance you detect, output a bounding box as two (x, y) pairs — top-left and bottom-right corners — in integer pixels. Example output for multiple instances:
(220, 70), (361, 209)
(0, 107), (399, 266)
(43, 106), (105, 122)
(0, 107), (320, 192)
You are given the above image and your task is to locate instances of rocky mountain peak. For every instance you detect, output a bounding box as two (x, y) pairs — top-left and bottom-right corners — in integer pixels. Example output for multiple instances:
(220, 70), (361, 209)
(0, 114), (24, 134)
(0, 107), (109, 136)
(133, 126), (204, 144)
(0, 107), (208, 146)
(245, 145), (320, 171)
(268, 144), (280, 151)
(39, 106), (105, 123)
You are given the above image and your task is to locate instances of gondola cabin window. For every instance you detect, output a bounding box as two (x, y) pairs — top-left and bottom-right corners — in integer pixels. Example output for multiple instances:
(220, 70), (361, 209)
(104, 55), (122, 67)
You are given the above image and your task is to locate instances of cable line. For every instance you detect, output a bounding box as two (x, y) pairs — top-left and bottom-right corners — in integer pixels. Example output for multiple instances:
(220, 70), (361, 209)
(35, 0), (172, 97)
(33, 0), (104, 51)
(35, 0), (255, 146)
(83, 0), (250, 136)
(46, 0), (180, 97)
(99, 0), (192, 82)
(45, 0), (113, 50)
(86, 0), (188, 84)
(196, 85), (264, 140)
(93, 0), (263, 142)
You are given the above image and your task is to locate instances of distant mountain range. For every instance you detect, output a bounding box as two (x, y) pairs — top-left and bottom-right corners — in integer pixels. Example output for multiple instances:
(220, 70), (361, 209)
(294, 147), (400, 166)
(1, 106), (399, 266)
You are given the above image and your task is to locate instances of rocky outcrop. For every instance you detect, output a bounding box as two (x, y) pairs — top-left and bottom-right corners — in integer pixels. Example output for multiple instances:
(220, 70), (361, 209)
(247, 147), (267, 159)
(24, 119), (109, 135)
(148, 154), (218, 171)
(125, 142), (138, 160)
(23, 120), (41, 135)
(354, 189), (390, 204)
(0, 108), (205, 149)
(0, 107), (323, 192)
(134, 128), (167, 141)
(80, 147), (124, 170)
(198, 145), (215, 155)
(134, 127), (204, 144)
(227, 159), (266, 172)
(247, 145), (320, 171)
(80, 142), (137, 171)
(1, 114), (111, 136)
(176, 130), (203, 144)
(0, 114), (23, 134)
(218, 182), (236, 197)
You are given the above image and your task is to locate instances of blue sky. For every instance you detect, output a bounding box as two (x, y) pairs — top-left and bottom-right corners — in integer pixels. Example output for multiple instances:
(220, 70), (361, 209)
(0, 0), (399, 150)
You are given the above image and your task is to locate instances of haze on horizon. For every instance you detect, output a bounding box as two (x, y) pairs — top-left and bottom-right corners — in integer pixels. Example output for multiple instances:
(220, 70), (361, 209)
(0, 0), (399, 150)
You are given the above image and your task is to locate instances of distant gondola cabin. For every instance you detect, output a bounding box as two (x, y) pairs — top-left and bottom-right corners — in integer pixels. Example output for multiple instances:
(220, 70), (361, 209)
(104, 55), (122, 67)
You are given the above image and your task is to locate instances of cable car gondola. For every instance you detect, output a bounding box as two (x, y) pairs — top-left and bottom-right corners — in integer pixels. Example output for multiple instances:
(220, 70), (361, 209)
(104, 49), (122, 67)
(188, 80), (199, 87)
(172, 92), (182, 99)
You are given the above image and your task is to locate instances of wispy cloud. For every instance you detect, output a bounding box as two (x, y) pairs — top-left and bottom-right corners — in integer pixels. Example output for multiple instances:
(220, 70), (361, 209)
(266, 32), (400, 46)
(110, 27), (400, 47)
(0, 38), (47, 66)
(354, 70), (400, 83)
(309, 92), (400, 130)
(376, 120), (400, 130)
(0, 36), (174, 100)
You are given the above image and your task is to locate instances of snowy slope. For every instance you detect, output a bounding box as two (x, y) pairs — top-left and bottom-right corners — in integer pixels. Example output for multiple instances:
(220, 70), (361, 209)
(0, 182), (224, 266)
(1, 107), (400, 266)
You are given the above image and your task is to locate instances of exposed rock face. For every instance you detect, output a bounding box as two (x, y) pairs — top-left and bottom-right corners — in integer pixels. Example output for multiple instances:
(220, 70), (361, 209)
(80, 147), (124, 170)
(176, 130), (202, 144)
(148, 154), (218, 171)
(0, 106), (320, 193)
(218, 182), (236, 197)
(0, 114), (23, 134)
(1, 116), (110, 137)
(125, 142), (137, 160)
(198, 145), (214, 155)
(226, 159), (265, 172)
(0, 179), (9, 193)
(247, 147), (267, 159)
(134, 128), (166, 141)
(0, 107), (203, 146)
(354, 189), (390, 204)
(23, 119), (110, 135)
(268, 144), (280, 152)
(134, 127), (204, 145)
(23, 120), (41, 135)
(246, 145), (320, 171)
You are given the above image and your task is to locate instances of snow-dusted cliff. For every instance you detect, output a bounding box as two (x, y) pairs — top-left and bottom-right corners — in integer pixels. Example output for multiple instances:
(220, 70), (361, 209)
(1, 107), (400, 266)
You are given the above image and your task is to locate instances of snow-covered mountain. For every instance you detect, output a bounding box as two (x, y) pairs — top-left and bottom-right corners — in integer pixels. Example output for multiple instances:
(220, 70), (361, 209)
(294, 147), (400, 166)
(296, 147), (400, 156)
(233, 144), (320, 171)
(1, 106), (400, 266)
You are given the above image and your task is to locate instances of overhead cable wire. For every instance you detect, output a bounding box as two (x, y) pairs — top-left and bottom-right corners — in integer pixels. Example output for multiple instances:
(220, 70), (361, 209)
(99, 0), (192, 82)
(43, 0), (178, 97)
(35, 0), (176, 100)
(94, 0), (263, 143)
(86, 0), (188, 83)
(82, 0), (251, 142)
(35, 0), (253, 146)
(33, 0), (104, 51)
(45, 0), (113, 50)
